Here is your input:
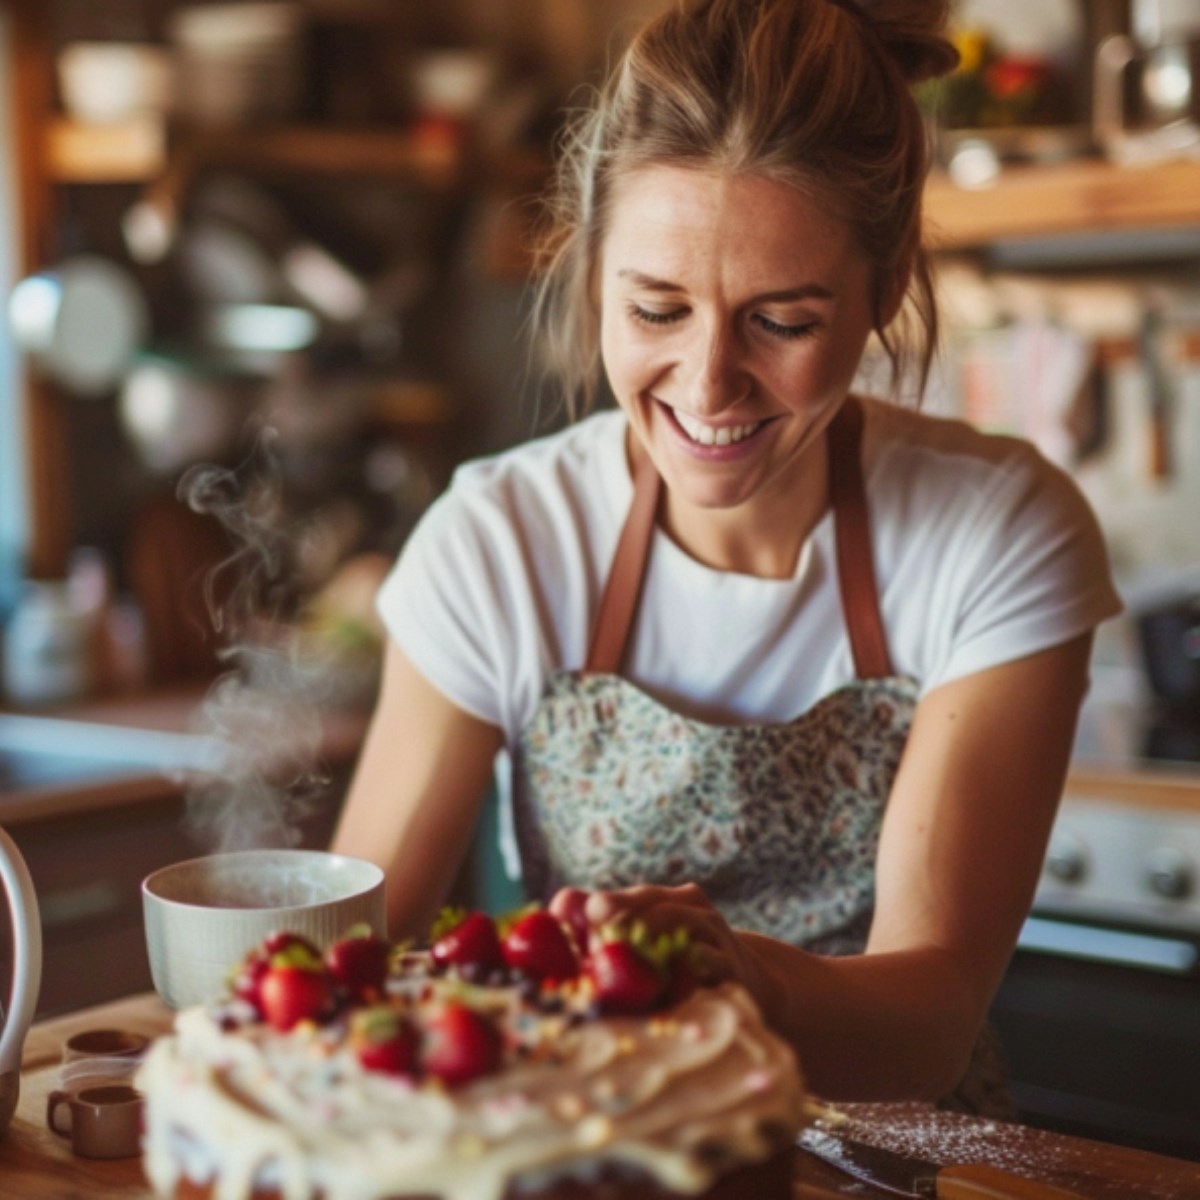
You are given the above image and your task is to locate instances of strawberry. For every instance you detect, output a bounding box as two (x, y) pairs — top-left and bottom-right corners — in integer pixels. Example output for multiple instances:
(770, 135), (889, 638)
(327, 929), (391, 1001)
(230, 952), (271, 1017)
(422, 1001), (503, 1087)
(258, 943), (335, 1032)
(350, 1006), (419, 1076)
(263, 931), (320, 959)
(430, 910), (504, 975)
(501, 910), (578, 983)
(554, 889), (593, 958)
(585, 940), (665, 1014)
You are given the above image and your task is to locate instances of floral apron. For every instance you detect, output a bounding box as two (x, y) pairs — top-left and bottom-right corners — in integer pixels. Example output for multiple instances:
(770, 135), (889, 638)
(511, 397), (1011, 1116)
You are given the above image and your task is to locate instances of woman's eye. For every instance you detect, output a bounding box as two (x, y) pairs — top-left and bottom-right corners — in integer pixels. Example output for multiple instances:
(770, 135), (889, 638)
(753, 314), (817, 340)
(629, 304), (686, 327)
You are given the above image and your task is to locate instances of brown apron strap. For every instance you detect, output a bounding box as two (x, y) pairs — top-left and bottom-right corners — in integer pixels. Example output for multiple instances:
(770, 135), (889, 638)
(828, 396), (894, 678)
(585, 443), (661, 674)
(586, 397), (893, 679)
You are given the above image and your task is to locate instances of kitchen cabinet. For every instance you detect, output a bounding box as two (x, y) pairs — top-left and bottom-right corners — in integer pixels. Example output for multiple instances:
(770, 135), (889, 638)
(1, 1), (538, 589)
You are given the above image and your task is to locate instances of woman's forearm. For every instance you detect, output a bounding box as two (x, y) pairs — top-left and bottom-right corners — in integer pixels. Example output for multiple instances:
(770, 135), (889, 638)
(739, 930), (983, 1101)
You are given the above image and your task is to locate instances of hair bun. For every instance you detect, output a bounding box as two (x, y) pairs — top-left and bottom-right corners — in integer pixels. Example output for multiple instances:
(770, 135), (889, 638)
(852, 0), (960, 83)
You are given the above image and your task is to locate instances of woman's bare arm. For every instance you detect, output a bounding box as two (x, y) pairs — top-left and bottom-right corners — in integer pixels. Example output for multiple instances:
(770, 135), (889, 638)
(331, 639), (505, 939)
(571, 631), (1094, 1101)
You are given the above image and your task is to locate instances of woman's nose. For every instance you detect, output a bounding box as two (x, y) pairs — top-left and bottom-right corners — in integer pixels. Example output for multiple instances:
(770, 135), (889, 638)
(680, 324), (747, 412)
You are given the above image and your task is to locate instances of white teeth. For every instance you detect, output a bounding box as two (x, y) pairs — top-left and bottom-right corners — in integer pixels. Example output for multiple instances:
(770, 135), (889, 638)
(673, 410), (762, 446)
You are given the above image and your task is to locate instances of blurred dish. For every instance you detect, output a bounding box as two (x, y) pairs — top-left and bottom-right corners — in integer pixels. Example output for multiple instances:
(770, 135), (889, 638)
(119, 354), (250, 474)
(167, 2), (307, 127)
(7, 256), (148, 397)
(57, 42), (174, 125)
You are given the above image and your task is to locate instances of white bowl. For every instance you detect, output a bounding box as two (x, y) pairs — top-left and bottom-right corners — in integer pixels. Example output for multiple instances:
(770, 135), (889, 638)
(57, 42), (173, 125)
(142, 850), (386, 1009)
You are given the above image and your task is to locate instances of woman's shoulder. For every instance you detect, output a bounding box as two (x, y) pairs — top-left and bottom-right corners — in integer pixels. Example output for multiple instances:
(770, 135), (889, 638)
(860, 395), (1112, 575)
(861, 396), (1077, 509)
(448, 409), (628, 512)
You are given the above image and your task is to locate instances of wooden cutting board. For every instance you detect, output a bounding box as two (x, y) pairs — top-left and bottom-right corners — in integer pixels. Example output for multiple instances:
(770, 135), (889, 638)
(3, 1061), (153, 1198)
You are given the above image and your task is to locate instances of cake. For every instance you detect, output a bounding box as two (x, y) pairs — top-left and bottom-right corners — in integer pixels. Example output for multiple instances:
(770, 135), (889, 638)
(137, 905), (807, 1200)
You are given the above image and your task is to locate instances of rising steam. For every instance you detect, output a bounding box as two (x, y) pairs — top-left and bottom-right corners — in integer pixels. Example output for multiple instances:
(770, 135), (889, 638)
(176, 430), (334, 853)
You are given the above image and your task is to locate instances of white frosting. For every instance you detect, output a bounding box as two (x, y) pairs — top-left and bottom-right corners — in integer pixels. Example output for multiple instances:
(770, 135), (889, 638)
(138, 980), (806, 1200)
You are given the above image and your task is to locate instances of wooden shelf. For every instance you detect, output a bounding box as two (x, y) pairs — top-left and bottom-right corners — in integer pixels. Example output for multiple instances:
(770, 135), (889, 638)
(44, 119), (464, 189)
(44, 118), (1200, 262)
(45, 117), (168, 183)
(924, 156), (1200, 250)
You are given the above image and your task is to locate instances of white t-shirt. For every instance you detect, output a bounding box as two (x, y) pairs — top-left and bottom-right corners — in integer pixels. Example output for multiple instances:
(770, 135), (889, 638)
(378, 398), (1122, 747)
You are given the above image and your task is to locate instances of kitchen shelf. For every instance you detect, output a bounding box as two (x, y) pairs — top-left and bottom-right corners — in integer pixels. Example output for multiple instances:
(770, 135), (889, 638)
(44, 116), (167, 183)
(55, 121), (1200, 265)
(925, 157), (1200, 250)
(45, 119), (465, 189)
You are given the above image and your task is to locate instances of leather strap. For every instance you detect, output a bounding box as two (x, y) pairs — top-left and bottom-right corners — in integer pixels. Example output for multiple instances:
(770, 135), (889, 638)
(585, 396), (893, 678)
(828, 396), (894, 678)
(585, 443), (662, 674)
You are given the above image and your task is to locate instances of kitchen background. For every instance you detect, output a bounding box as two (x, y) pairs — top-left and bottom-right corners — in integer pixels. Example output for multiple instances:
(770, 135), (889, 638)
(1, 0), (1199, 1164)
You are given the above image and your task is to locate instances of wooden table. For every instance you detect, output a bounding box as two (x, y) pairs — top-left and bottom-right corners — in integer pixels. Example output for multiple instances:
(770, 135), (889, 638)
(4, 993), (1199, 1199)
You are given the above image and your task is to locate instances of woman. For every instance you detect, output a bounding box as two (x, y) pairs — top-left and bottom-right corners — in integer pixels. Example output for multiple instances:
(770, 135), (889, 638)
(333, 0), (1120, 1109)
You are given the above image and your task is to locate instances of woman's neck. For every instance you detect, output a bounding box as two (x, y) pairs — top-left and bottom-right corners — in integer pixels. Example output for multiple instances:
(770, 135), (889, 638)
(658, 434), (830, 579)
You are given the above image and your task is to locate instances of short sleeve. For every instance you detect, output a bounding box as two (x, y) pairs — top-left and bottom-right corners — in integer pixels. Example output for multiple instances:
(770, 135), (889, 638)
(375, 482), (514, 730)
(930, 447), (1122, 689)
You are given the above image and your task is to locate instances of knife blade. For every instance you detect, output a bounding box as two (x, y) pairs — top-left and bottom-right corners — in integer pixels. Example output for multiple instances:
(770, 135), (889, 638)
(796, 1127), (1088, 1199)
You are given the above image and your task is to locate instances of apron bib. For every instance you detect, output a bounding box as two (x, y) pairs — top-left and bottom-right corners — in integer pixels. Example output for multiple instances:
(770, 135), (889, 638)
(512, 397), (918, 955)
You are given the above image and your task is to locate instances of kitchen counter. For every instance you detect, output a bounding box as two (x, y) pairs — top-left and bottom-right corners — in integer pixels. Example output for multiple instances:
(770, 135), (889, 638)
(0, 684), (372, 824)
(4, 993), (1199, 1199)
(4, 682), (1197, 821)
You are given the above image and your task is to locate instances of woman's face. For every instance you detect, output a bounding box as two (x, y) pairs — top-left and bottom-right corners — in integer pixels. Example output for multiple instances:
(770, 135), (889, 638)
(599, 166), (878, 531)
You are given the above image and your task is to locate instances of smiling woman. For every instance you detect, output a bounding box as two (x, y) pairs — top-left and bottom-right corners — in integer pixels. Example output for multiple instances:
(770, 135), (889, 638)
(331, 0), (1123, 1120)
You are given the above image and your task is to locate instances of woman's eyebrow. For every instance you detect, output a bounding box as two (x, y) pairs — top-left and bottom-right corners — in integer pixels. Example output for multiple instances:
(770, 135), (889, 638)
(616, 269), (682, 291)
(615, 268), (834, 303)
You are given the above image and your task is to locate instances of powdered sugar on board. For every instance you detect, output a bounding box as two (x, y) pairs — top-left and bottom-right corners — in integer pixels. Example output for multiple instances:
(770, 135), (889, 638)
(807, 1103), (1200, 1200)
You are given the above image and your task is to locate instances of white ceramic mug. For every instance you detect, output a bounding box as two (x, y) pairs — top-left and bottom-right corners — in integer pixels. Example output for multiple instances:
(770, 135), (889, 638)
(142, 849), (386, 1009)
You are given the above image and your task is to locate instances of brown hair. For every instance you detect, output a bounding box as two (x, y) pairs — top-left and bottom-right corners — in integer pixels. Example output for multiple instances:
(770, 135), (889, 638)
(530, 0), (958, 415)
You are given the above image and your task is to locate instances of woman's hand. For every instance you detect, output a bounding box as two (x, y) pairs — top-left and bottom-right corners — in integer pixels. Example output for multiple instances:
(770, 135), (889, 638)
(548, 883), (777, 1005)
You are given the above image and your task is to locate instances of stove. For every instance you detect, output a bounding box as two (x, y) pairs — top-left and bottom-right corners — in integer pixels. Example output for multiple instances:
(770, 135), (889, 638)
(1037, 694), (1200, 938)
(1036, 796), (1200, 937)
(989, 698), (1200, 1162)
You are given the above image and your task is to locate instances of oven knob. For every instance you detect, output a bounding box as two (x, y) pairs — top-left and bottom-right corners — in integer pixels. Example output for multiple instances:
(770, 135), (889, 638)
(1144, 848), (1195, 901)
(1044, 835), (1087, 885)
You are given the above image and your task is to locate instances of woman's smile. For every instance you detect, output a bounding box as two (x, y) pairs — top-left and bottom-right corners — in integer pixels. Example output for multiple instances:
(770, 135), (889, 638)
(659, 399), (772, 453)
